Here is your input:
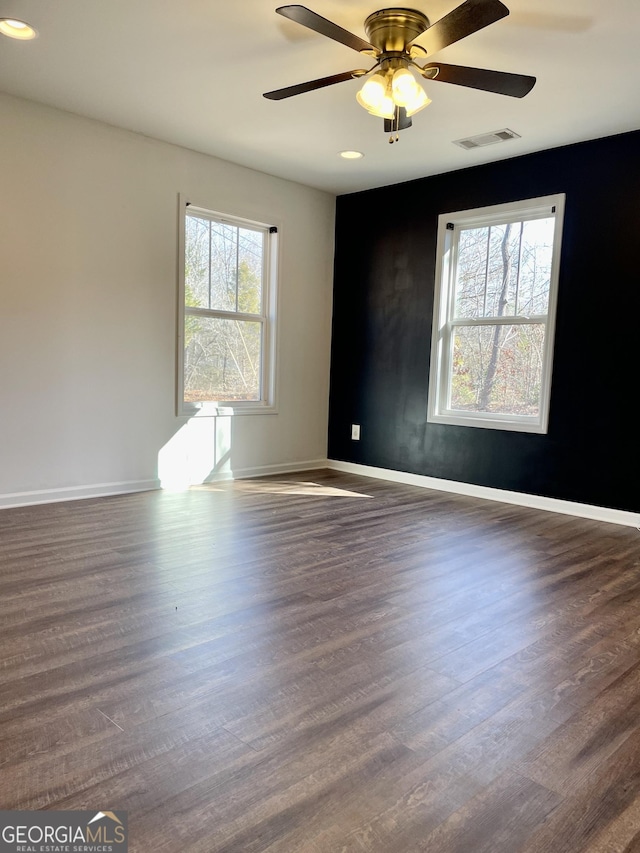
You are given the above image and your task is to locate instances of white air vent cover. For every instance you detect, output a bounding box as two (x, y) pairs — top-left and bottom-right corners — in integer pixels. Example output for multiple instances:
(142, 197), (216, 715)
(453, 128), (521, 150)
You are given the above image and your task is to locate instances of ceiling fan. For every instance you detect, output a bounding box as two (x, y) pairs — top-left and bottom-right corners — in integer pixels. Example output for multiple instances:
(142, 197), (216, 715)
(264, 1), (536, 140)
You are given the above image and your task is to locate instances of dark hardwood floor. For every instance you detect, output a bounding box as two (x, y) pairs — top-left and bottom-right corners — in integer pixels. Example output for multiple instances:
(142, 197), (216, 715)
(2, 469), (640, 852)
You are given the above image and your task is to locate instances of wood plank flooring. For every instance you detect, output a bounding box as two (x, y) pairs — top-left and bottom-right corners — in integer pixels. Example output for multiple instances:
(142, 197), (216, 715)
(1, 470), (640, 852)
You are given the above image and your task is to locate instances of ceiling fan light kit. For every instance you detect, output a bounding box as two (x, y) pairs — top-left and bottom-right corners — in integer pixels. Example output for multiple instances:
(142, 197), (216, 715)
(356, 62), (432, 121)
(264, 1), (536, 143)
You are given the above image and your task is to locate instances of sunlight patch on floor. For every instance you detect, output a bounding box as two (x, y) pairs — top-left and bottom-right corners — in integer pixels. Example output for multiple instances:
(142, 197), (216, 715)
(235, 480), (372, 498)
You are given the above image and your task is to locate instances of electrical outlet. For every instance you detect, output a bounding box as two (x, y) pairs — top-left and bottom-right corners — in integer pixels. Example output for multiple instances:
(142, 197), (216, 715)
(351, 424), (361, 440)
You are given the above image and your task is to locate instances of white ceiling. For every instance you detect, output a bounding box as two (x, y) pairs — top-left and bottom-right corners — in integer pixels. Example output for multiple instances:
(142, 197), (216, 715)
(0, 0), (639, 195)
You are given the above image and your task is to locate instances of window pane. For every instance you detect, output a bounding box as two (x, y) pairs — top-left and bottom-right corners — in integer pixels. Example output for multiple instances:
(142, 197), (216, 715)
(209, 222), (238, 312)
(516, 218), (554, 315)
(184, 315), (262, 403)
(185, 216), (265, 315)
(454, 226), (489, 319)
(238, 228), (264, 314)
(484, 223), (520, 318)
(450, 324), (546, 416)
(184, 215), (211, 310)
(454, 218), (554, 321)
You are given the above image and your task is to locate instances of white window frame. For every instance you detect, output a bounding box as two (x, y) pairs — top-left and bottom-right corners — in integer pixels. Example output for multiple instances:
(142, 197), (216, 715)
(177, 196), (279, 417)
(427, 193), (565, 434)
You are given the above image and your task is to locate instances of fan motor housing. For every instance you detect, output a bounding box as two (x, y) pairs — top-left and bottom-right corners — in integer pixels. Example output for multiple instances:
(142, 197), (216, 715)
(364, 8), (430, 52)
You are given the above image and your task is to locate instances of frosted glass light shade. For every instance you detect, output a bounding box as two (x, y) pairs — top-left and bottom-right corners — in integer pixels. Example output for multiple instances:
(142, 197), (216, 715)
(392, 67), (420, 107)
(356, 73), (387, 111)
(405, 86), (431, 116)
(366, 94), (395, 119)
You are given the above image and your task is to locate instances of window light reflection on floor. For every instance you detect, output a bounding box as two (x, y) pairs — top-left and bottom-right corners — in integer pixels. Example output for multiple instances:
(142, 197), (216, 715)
(234, 481), (372, 498)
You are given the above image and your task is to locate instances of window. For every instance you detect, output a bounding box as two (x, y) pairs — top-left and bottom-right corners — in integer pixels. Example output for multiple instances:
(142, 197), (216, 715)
(178, 201), (278, 415)
(427, 194), (565, 434)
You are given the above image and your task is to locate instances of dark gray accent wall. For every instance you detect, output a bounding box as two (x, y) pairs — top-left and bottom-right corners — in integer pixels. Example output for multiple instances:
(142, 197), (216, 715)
(328, 130), (640, 513)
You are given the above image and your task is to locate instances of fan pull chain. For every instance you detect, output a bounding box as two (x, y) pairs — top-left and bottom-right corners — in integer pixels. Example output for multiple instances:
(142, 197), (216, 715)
(389, 107), (400, 143)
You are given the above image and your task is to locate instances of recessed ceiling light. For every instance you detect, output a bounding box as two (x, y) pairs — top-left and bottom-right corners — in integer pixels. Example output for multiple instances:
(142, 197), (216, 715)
(339, 150), (364, 160)
(0, 18), (38, 40)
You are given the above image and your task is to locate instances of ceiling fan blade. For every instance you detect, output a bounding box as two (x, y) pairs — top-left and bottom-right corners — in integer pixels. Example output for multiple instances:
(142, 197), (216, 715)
(263, 70), (363, 100)
(276, 5), (375, 54)
(417, 0), (510, 55)
(422, 62), (536, 97)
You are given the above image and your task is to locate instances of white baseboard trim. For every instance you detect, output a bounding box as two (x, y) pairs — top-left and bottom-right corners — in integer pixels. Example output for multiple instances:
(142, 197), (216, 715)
(327, 460), (640, 529)
(0, 462), (328, 509)
(5, 460), (634, 530)
(231, 458), (329, 481)
(0, 478), (161, 510)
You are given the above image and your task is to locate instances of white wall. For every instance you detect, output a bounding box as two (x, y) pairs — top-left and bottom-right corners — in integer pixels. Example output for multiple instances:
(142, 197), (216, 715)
(0, 93), (335, 505)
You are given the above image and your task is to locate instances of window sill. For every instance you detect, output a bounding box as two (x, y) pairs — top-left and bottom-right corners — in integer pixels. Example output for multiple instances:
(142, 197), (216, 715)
(427, 411), (547, 434)
(181, 401), (278, 418)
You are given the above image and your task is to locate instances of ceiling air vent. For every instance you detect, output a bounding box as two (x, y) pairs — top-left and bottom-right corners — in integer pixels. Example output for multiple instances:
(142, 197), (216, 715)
(453, 128), (521, 150)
